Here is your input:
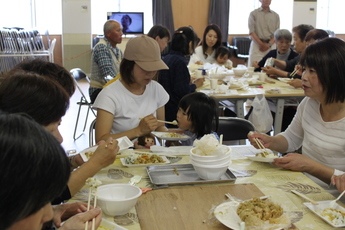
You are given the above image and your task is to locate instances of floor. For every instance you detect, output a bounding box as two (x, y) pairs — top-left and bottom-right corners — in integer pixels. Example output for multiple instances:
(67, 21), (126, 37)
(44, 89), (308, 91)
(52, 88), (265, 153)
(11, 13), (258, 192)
(60, 79), (95, 153)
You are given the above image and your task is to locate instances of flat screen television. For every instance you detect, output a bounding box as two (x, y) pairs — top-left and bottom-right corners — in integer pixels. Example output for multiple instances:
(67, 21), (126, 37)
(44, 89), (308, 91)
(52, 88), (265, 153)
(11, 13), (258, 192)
(107, 12), (144, 34)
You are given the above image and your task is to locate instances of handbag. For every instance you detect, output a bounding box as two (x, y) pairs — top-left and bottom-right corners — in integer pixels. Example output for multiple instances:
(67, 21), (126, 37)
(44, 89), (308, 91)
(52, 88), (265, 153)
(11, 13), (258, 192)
(248, 94), (273, 133)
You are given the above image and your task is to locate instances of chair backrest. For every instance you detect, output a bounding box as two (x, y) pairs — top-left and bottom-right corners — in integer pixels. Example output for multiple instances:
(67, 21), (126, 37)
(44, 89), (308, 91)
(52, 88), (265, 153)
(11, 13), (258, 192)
(89, 118), (96, 147)
(217, 117), (255, 141)
(233, 37), (251, 58)
(70, 68), (90, 103)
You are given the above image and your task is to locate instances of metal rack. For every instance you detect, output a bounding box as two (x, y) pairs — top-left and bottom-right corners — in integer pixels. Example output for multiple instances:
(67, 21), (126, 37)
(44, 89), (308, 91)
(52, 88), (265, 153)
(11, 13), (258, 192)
(0, 28), (55, 74)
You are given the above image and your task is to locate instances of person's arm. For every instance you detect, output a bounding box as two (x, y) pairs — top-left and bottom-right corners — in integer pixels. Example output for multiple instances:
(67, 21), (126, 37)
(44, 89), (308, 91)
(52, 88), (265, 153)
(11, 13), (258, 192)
(261, 66), (289, 78)
(273, 59), (287, 70)
(273, 153), (336, 184)
(67, 138), (118, 196)
(332, 174), (345, 192)
(95, 109), (160, 142)
(58, 207), (102, 230)
(247, 131), (289, 153)
(93, 45), (117, 78)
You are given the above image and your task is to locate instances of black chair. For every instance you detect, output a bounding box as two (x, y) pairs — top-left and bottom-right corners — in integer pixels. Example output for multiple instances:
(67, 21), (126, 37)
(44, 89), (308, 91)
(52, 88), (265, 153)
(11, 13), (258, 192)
(217, 117), (255, 145)
(89, 118), (96, 147)
(232, 37), (251, 63)
(70, 68), (96, 140)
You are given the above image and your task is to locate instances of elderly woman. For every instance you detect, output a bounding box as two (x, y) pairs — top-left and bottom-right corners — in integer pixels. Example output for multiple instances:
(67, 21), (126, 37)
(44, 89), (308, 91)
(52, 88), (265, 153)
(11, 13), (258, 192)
(248, 37), (345, 200)
(253, 29), (298, 73)
(188, 24), (222, 65)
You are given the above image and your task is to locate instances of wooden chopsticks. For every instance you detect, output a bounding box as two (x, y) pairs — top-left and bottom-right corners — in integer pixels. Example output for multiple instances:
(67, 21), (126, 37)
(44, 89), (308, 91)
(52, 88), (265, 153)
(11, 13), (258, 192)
(253, 137), (269, 157)
(85, 178), (101, 230)
(289, 69), (298, 78)
(291, 190), (319, 205)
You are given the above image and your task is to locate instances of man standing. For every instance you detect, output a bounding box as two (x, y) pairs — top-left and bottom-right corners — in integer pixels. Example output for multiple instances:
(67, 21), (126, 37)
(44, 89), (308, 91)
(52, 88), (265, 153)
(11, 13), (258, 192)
(89, 20), (123, 103)
(248, 0), (280, 67)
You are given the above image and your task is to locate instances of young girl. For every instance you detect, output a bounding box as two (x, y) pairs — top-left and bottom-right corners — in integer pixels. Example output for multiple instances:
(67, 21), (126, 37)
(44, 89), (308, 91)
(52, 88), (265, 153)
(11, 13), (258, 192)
(176, 92), (219, 146)
(214, 46), (233, 69)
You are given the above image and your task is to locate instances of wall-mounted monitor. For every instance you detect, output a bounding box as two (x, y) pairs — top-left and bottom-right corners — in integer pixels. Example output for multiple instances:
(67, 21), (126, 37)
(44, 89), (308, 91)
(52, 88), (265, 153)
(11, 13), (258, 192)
(107, 12), (144, 35)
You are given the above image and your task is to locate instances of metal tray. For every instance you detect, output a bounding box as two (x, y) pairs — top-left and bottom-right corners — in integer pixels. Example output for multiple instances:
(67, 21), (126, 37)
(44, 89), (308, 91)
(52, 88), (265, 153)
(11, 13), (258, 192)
(146, 164), (236, 185)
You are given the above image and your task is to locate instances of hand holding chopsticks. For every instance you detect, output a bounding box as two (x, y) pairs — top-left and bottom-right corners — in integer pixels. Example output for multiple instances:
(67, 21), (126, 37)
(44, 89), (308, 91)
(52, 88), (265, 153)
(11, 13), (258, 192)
(85, 178), (102, 230)
(253, 137), (270, 157)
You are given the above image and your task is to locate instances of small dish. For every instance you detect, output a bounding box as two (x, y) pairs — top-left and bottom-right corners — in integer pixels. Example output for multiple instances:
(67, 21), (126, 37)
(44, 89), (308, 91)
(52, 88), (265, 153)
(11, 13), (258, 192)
(80, 136), (133, 162)
(152, 131), (191, 141)
(278, 77), (292, 83)
(304, 200), (345, 227)
(120, 156), (170, 167)
(246, 155), (278, 163)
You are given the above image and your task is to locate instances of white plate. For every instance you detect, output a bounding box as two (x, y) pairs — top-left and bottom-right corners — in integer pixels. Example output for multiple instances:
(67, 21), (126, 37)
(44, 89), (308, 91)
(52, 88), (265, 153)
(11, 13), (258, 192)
(214, 201), (242, 230)
(278, 77), (293, 83)
(304, 200), (345, 227)
(80, 136), (133, 162)
(247, 155), (278, 163)
(152, 131), (191, 141)
(99, 218), (127, 230)
(120, 156), (170, 167)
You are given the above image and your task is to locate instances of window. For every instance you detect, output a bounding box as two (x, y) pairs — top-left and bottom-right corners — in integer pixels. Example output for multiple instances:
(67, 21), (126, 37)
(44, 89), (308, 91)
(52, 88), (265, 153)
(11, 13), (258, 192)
(229, 0), (293, 35)
(317, 0), (344, 34)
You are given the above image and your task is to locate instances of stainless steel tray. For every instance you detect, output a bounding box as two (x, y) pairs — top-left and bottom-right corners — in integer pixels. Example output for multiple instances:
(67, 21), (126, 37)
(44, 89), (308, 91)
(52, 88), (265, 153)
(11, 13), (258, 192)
(146, 164), (236, 185)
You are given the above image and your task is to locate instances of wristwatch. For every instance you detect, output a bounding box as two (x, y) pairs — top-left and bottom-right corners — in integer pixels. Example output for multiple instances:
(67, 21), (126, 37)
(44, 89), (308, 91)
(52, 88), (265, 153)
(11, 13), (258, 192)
(268, 42), (273, 47)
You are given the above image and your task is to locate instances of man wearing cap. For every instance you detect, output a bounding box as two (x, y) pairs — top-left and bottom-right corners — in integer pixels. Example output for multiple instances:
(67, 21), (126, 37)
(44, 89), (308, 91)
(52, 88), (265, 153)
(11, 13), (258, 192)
(248, 0), (280, 67)
(89, 20), (124, 103)
(93, 35), (170, 143)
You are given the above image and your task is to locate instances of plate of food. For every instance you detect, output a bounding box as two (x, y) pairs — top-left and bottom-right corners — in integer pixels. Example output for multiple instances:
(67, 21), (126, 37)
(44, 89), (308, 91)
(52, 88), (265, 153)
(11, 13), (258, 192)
(246, 150), (280, 163)
(151, 131), (191, 141)
(120, 154), (170, 167)
(80, 136), (133, 162)
(278, 77), (293, 83)
(214, 197), (290, 230)
(304, 200), (345, 227)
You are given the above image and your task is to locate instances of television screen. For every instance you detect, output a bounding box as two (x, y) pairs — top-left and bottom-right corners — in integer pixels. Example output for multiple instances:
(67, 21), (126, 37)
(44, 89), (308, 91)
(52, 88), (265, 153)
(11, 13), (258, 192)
(107, 12), (144, 34)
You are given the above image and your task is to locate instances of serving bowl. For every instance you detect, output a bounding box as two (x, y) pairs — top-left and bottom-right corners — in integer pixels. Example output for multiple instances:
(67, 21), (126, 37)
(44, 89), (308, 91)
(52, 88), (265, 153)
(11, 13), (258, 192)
(190, 152), (231, 164)
(97, 183), (142, 216)
(190, 146), (231, 160)
(190, 160), (230, 180)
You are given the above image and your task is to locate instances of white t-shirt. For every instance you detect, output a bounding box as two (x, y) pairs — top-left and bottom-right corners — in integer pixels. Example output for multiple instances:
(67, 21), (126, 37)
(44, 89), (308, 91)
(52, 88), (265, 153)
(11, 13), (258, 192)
(279, 97), (345, 197)
(93, 79), (169, 135)
(189, 46), (216, 65)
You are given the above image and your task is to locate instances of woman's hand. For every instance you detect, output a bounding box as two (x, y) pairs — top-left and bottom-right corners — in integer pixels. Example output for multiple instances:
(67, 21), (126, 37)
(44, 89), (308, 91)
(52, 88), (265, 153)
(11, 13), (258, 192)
(272, 153), (312, 171)
(59, 207), (102, 230)
(53, 202), (88, 227)
(247, 131), (273, 149)
(138, 114), (159, 136)
(89, 137), (118, 168)
(192, 78), (205, 88)
(287, 79), (302, 88)
(261, 66), (278, 76)
(332, 174), (345, 193)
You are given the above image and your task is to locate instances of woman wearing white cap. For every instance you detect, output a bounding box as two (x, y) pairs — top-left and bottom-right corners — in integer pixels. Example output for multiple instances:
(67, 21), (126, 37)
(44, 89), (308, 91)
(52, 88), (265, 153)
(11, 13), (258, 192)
(93, 35), (170, 143)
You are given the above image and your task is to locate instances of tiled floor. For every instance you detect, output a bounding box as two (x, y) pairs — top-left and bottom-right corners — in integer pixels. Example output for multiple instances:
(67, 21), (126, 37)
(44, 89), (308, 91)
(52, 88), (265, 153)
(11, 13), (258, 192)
(60, 79), (95, 153)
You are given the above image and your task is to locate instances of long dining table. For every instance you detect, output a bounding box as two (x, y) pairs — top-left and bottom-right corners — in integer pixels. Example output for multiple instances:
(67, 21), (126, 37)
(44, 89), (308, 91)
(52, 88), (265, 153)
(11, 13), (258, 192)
(197, 76), (305, 136)
(69, 145), (341, 230)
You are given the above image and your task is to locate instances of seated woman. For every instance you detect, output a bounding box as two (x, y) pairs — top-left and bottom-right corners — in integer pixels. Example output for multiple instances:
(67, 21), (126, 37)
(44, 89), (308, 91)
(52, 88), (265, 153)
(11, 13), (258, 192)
(158, 27), (204, 127)
(0, 71), (118, 206)
(93, 35), (170, 143)
(253, 29), (298, 74)
(188, 24), (222, 65)
(0, 113), (102, 230)
(248, 37), (345, 200)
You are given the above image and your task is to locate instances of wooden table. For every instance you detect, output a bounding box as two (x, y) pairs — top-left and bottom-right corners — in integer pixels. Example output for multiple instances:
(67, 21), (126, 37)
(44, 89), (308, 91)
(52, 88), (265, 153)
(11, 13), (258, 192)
(69, 146), (340, 230)
(198, 77), (305, 135)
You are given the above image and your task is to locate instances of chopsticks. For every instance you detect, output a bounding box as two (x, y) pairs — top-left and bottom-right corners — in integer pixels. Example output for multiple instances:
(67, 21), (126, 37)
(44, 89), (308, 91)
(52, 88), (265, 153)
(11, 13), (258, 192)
(291, 190), (319, 205)
(85, 178), (102, 230)
(289, 69), (298, 78)
(253, 137), (269, 157)
(138, 117), (178, 125)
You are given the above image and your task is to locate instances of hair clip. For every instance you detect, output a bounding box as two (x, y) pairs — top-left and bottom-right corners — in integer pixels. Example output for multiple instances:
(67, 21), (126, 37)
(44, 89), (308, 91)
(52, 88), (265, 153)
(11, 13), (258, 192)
(174, 30), (183, 34)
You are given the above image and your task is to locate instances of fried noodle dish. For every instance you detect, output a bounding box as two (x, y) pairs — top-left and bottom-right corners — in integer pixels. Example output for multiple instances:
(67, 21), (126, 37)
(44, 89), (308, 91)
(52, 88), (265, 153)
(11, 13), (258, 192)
(237, 197), (284, 227)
